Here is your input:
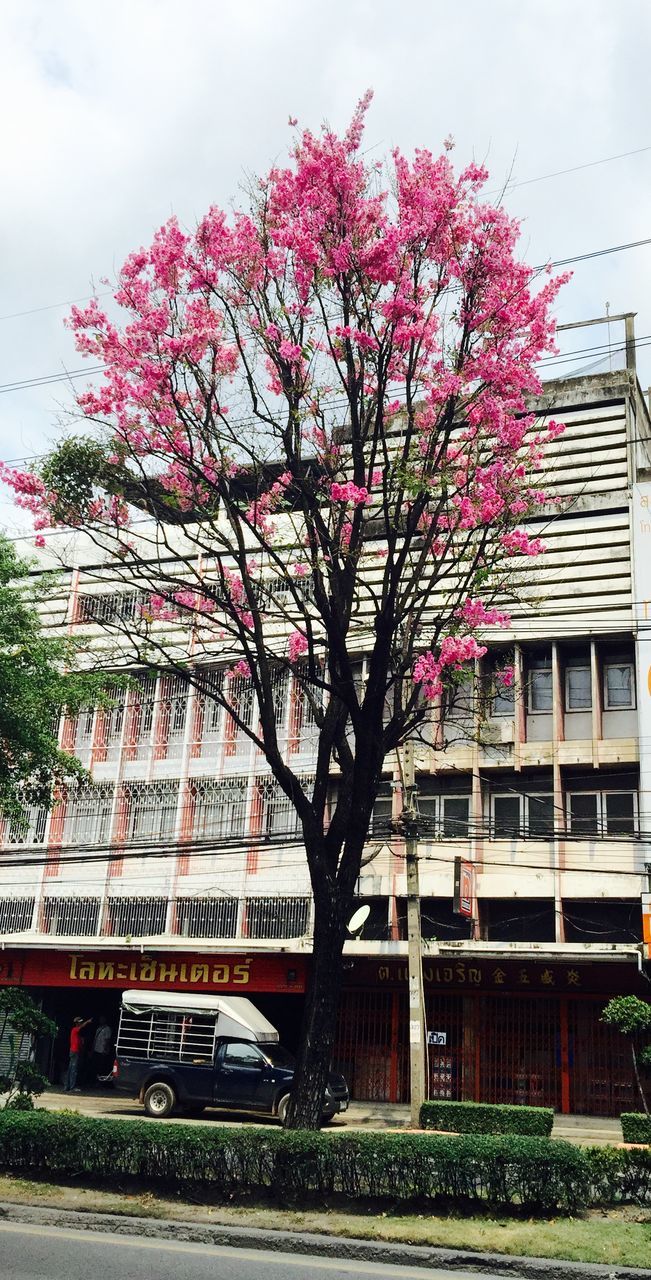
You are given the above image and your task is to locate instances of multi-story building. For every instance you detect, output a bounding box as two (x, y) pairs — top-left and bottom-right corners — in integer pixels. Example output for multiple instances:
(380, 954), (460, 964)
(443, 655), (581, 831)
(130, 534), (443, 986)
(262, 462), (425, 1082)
(1, 314), (650, 1115)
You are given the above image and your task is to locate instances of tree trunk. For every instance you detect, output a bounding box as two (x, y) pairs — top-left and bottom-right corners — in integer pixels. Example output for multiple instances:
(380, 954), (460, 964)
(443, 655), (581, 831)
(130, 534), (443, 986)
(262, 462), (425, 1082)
(631, 1042), (649, 1115)
(284, 890), (347, 1129)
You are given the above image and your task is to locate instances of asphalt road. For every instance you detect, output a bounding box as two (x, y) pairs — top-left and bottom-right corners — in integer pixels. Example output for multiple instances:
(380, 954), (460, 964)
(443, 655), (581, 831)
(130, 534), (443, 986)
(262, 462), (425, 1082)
(0, 1220), (505, 1280)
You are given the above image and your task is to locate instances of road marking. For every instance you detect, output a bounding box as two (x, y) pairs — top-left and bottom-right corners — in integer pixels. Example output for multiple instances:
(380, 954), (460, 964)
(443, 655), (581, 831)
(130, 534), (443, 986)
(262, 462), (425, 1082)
(0, 1220), (462, 1277)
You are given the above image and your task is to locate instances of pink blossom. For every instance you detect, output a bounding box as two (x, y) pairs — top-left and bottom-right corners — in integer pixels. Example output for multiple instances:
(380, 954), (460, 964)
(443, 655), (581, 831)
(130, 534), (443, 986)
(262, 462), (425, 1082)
(456, 598), (511, 628)
(288, 630), (309, 662)
(228, 659), (251, 679)
(330, 481), (369, 505)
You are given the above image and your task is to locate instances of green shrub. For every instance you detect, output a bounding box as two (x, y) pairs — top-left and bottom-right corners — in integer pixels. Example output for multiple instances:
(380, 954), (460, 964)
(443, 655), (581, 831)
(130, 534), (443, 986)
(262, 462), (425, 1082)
(585, 1144), (651, 1206)
(0, 1110), (589, 1214)
(419, 1100), (554, 1137)
(620, 1113), (651, 1145)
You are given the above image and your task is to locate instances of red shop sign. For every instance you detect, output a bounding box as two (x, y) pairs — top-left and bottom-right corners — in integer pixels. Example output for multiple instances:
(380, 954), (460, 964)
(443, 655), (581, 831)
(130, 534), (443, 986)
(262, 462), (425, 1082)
(0, 949), (306, 994)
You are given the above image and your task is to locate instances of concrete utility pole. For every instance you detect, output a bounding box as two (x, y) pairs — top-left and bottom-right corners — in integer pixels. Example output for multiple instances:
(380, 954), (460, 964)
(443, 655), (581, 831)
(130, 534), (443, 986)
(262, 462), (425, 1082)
(401, 738), (426, 1127)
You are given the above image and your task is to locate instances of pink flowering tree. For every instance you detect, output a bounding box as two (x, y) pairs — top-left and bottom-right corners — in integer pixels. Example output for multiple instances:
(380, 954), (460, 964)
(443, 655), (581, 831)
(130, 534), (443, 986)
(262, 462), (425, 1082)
(1, 94), (566, 1128)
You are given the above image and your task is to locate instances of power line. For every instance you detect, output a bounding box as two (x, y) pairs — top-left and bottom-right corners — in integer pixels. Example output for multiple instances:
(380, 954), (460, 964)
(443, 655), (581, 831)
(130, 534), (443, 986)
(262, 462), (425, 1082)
(497, 143), (651, 194)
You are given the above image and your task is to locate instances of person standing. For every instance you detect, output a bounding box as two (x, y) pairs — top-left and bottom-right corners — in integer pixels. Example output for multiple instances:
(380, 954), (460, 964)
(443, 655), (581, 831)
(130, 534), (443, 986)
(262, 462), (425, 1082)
(65, 1016), (90, 1092)
(91, 1015), (113, 1082)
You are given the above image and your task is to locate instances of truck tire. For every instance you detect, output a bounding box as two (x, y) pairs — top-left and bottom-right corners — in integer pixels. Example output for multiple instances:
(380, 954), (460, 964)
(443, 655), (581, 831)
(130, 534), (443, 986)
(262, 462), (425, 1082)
(144, 1082), (175, 1118)
(276, 1092), (291, 1125)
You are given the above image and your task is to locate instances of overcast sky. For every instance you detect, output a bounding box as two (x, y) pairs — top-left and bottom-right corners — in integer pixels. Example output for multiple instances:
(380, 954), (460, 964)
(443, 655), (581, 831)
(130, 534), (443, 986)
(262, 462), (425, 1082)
(2, 0), (651, 536)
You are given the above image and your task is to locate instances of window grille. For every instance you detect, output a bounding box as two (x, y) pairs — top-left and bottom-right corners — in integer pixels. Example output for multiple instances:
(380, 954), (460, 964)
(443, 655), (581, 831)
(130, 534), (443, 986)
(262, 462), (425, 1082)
(101, 687), (127, 761)
(71, 705), (96, 766)
(245, 896), (310, 939)
(124, 675), (157, 761)
(0, 897), (35, 933)
(255, 573), (314, 609)
(194, 670), (224, 758)
(76, 590), (144, 626)
(122, 780), (180, 843)
(224, 673), (256, 757)
(156, 674), (189, 760)
(61, 783), (115, 846)
(42, 897), (101, 936)
(3, 804), (48, 846)
(604, 662), (635, 709)
(105, 896), (167, 937)
(175, 896), (238, 938)
(191, 777), (247, 841)
(252, 776), (304, 839)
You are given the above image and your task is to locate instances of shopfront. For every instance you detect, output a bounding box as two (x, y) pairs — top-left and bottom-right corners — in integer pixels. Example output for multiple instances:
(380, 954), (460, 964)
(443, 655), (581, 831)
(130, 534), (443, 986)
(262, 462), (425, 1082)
(334, 956), (649, 1115)
(0, 947), (646, 1114)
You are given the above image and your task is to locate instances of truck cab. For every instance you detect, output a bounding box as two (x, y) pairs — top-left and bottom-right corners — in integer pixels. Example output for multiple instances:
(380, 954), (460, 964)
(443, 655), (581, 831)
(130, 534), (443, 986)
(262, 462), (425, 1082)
(113, 989), (348, 1123)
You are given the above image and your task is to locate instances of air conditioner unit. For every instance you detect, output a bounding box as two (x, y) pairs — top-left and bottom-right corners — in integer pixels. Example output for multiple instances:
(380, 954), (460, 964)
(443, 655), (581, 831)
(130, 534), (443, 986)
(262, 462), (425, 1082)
(481, 723), (502, 745)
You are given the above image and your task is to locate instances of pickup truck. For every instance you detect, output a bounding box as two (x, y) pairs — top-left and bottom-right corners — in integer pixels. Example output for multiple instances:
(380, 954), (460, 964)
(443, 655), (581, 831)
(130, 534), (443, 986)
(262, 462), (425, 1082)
(113, 989), (349, 1123)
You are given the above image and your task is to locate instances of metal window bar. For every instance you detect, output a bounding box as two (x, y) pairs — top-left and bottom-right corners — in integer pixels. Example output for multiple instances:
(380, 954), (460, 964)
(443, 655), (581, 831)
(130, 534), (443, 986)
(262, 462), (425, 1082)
(104, 897), (168, 937)
(102, 687), (127, 763)
(245, 895), (310, 939)
(77, 590), (145, 625)
(195, 670), (224, 758)
(224, 674), (256, 759)
(253, 776), (310, 839)
(157, 674), (189, 761)
(175, 896), (238, 938)
(116, 1009), (217, 1063)
(61, 783), (115, 846)
(191, 777), (248, 841)
(0, 897), (36, 934)
(124, 675), (157, 761)
(72, 705), (96, 767)
(42, 897), (101, 936)
(123, 781), (180, 843)
(3, 804), (48, 847)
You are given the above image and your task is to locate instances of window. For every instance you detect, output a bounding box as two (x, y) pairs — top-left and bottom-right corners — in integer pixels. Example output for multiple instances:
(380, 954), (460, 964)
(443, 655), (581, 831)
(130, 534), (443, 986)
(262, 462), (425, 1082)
(62, 783), (114, 846)
(192, 778), (247, 841)
(175, 896), (238, 938)
(568, 793), (598, 836)
(565, 666), (591, 711)
(123, 781), (179, 843)
(528, 666), (552, 712)
(604, 792), (636, 835)
(42, 897), (101, 936)
(492, 795), (521, 837)
(527, 794), (555, 837)
(245, 896), (310, 939)
(492, 793), (554, 838)
(76, 590), (144, 625)
(106, 897), (167, 937)
(441, 796), (470, 837)
(492, 679), (515, 717)
(223, 1041), (263, 1069)
(371, 788), (393, 835)
(567, 791), (638, 837)
(604, 663), (635, 709)
(4, 803), (48, 846)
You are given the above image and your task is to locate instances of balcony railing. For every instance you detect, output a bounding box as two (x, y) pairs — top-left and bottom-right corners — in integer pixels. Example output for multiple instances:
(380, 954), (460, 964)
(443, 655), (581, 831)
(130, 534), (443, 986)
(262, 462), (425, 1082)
(0, 893), (312, 942)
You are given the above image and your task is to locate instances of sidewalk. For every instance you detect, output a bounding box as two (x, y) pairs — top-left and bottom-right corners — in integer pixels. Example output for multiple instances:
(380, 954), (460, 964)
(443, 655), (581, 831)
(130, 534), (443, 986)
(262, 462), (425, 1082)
(39, 1089), (623, 1144)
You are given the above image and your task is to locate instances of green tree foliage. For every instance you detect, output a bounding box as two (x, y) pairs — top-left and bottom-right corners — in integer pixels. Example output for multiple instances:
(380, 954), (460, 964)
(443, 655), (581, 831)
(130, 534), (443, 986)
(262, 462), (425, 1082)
(0, 988), (55, 1109)
(0, 534), (109, 827)
(602, 996), (651, 1115)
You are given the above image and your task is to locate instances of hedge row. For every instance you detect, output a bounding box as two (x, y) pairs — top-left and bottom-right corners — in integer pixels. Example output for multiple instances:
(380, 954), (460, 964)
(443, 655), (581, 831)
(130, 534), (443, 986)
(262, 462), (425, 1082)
(419, 1100), (554, 1137)
(0, 1110), (650, 1213)
(620, 1112), (651, 1144)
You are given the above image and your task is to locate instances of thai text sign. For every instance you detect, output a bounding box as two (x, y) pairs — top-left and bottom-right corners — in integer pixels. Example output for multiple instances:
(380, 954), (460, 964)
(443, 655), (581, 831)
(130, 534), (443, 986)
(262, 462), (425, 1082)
(0, 950), (306, 993)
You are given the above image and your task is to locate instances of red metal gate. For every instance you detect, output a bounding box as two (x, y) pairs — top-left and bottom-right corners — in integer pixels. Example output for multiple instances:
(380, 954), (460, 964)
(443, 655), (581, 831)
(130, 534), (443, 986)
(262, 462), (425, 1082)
(478, 994), (561, 1110)
(568, 998), (636, 1115)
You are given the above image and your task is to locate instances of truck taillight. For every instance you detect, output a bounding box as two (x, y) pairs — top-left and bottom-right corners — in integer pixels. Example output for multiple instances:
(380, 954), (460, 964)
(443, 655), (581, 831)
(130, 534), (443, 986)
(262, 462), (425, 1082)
(112, 1059), (119, 1077)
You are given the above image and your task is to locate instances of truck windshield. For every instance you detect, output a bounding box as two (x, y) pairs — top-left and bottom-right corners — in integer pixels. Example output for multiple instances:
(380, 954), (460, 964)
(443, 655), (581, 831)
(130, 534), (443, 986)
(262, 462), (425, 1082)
(259, 1043), (295, 1069)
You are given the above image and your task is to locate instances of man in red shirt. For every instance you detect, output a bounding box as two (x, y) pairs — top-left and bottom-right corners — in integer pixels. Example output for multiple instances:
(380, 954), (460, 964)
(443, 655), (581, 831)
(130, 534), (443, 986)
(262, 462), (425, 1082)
(65, 1016), (91, 1092)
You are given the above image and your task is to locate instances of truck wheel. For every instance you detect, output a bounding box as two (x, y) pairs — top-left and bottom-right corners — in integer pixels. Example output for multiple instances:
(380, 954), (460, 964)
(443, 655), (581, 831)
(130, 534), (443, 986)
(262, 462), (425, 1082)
(276, 1093), (291, 1125)
(144, 1082), (175, 1118)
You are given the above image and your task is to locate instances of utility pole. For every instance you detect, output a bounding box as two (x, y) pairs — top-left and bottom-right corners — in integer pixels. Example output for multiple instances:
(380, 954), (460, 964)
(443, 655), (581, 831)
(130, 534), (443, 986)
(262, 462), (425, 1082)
(401, 738), (426, 1127)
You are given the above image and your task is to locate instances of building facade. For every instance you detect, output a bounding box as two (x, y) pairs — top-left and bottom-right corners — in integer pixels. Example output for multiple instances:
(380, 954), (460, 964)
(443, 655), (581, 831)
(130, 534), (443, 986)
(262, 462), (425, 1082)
(1, 322), (651, 1114)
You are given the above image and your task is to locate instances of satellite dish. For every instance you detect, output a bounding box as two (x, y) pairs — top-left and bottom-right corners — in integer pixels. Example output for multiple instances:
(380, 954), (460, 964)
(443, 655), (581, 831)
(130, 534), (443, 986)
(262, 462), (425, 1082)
(347, 904), (370, 936)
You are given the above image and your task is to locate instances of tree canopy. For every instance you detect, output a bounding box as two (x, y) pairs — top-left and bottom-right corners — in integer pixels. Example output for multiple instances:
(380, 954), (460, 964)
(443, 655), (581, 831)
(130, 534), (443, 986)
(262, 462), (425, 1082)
(0, 534), (107, 826)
